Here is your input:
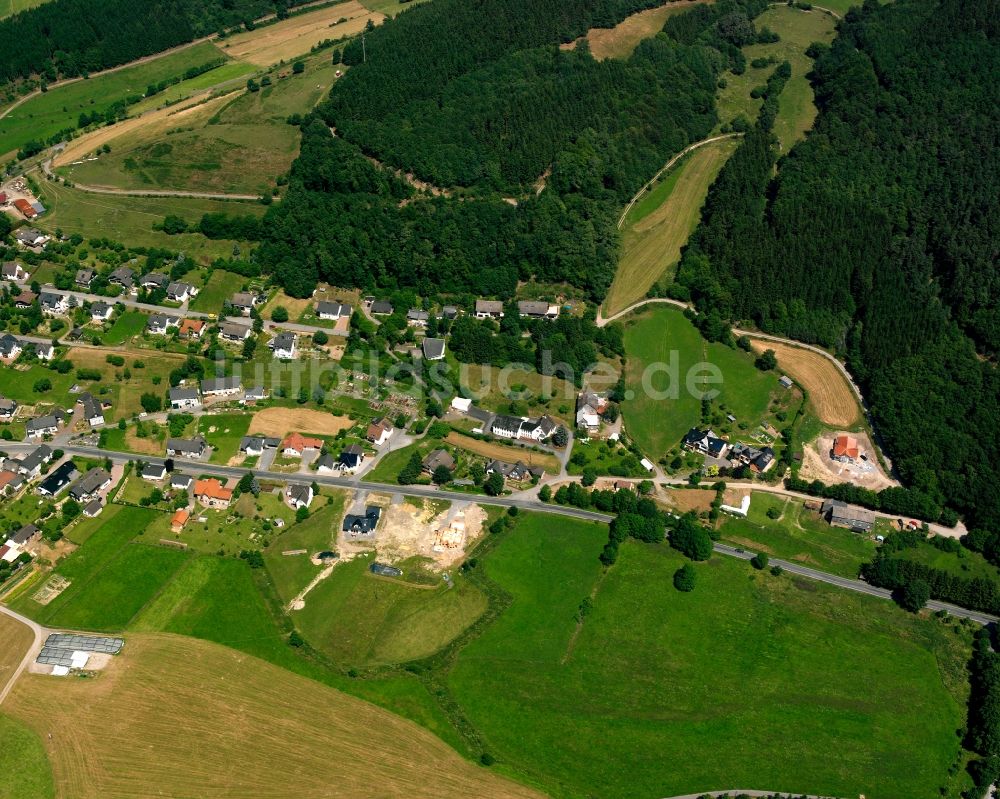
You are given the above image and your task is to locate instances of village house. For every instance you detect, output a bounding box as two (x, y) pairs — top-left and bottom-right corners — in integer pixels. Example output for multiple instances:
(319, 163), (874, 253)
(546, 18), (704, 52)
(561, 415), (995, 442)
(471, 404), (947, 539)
(519, 415), (558, 442)
(338, 444), (365, 472)
(343, 505), (381, 535)
(14, 445), (52, 478)
(0, 334), (22, 360)
(108, 267), (135, 291)
(37, 461), (79, 497)
(485, 459), (542, 482)
(2, 262), (27, 282)
(178, 318), (205, 339)
(91, 301), (114, 322)
(194, 478), (233, 509)
(0, 396), (17, 421)
(0, 470), (24, 497)
(201, 376), (243, 397)
(147, 313), (180, 335)
(229, 292), (260, 316)
(141, 463), (167, 481)
(422, 449), (455, 474)
(75, 268), (94, 288)
(242, 386), (266, 404)
(171, 509), (189, 533)
(14, 290), (35, 309)
(27, 341), (53, 361)
(422, 337), (446, 361)
(169, 387), (201, 410)
(140, 272), (169, 291)
(170, 473), (193, 492)
(286, 484), (314, 510)
(281, 432), (323, 458)
(406, 308), (430, 327)
(575, 392), (608, 431)
(166, 436), (208, 459)
(38, 290), (69, 315)
(25, 411), (66, 439)
(166, 282), (196, 303)
(370, 300), (394, 316)
(78, 392), (106, 427)
(239, 435), (279, 456)
(14, 228), (49, 248)
(315, 453), (337, 473)
(682, 428), (730, 459)
(82, 499), (103, 518)
(822, 499), (876, 533)
(316, 300), (352, 321)
(832, 434), (860, 462)
(366, 418), (392, 446)
(441, 305), (458, 321)
(68, 468), (112, 502)
(269, 332), (297, 359)
(219, 321), (251, 342)
(475, 299), (504, 319)
(517, 300), (559, 319)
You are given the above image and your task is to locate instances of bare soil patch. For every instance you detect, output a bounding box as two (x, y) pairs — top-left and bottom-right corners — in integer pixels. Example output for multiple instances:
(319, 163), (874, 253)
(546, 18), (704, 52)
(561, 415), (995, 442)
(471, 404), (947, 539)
(248, 406), (352, 437)
(800, 431), (898, 491)
(222, 2), (384, 66)
(377, 500), (485, 570)
(124, 429), (165, 456)
(749, 339), (860, 428)
(662, 487), (716, 513)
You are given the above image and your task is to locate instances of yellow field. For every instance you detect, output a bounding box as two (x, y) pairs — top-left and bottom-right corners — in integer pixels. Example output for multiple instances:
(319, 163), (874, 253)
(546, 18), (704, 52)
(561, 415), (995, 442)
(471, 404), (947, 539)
(749, 339), (861, 427)
(221, 2), (384, 66)
(563, 0), (713, 59)
(0, 613), (34, 697)
(445, 432), (561, 474)
(248, 406), (353, 437)
(5, 634), (543, 799)
(604, 138), (737, 317)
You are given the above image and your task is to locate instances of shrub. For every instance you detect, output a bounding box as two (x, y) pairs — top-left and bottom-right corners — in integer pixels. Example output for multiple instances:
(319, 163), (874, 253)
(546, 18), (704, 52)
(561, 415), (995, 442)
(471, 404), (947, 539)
(751, 552), (769, 570)
(673, 563), (697, 592)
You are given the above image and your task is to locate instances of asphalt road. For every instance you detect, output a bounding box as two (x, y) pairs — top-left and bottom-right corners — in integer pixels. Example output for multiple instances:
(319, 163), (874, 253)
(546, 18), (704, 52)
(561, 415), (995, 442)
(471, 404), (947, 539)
(0, 604), (46, 706)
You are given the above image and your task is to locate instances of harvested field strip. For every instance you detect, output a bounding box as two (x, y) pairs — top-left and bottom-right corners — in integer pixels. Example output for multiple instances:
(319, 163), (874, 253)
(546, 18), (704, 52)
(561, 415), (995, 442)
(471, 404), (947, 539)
(444, 432), (560, 474)
(221, 2), (384, 66)
(248, 406), (354, 437)
(749, 339), (860, 428)
(605, 137), (737, 317)
(4, 634), (544, 799)
(562, 0), (713, 60)
(0, 613), (34, 695)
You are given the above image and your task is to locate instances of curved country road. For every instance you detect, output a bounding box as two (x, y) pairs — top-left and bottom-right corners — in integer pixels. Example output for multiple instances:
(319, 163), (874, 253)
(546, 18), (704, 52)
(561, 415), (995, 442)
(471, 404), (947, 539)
(0, 605), (46, 705)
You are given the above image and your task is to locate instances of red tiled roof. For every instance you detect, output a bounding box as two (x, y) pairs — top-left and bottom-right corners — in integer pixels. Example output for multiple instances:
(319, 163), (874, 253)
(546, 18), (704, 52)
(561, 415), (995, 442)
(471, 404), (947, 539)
(193, 479), (232, 502)
(833, 435), (859, 459)
(282, 432), (323, 453)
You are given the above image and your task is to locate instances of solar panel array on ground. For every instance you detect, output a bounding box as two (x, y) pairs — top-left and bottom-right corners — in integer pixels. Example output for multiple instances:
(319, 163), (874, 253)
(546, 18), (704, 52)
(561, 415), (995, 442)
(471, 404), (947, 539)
(36, 633), (124, 666)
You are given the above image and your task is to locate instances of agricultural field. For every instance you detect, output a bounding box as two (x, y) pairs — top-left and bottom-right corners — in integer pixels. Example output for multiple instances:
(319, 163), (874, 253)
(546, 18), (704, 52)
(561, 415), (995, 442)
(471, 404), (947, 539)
(247, 405), (354, 437)
(0, 714), (53, 799)
(748, 338), (861, 428)
(0, 612), (33, 691)
(715, 6), (837, 151)
(447, 515), (973, 799)
(3, 634), (543, 799)
(58, 53), (339, 195)
(219, 2), (383, 66)
(0, 41), (229, 158)
(622, 306), (777, 461)
(294, 555), (488, 667)
(718, 492), (877, 578)
(34, 180), (263, 262)
(563, 0), (711, 60)
(604, 137), (738, 317)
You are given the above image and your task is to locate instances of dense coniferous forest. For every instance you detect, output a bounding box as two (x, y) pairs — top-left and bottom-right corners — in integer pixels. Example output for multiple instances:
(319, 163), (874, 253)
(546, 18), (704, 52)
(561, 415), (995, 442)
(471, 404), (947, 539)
(0, 0), (308, 85)
(262, 0), (768, 298)
(675, 0), (1000, 538)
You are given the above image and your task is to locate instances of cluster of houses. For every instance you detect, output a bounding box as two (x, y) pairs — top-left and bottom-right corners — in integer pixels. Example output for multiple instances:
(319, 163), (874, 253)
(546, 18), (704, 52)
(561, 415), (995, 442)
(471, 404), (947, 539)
(0, 334), (54, 362)
(450, 397), (559, 443)
(169, 380), (266, 410)
(363, 297), (563, 324)
(682, 428), (776, 474)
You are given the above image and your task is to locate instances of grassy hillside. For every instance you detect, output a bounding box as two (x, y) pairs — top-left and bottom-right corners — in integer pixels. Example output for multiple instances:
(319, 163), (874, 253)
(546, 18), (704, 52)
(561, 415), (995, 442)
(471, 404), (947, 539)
(448, 516), (972, 799)
(0, 0), (49, 18)
(0, 714), (53, 799)
(4, 634), (544, 799)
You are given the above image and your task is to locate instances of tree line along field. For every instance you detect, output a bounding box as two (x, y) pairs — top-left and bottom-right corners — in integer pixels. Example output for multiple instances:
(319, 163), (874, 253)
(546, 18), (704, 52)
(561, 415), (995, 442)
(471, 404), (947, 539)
(0, 41), (231, 158)
(58, 51), (342, 196)
(3, 634), (543, 799)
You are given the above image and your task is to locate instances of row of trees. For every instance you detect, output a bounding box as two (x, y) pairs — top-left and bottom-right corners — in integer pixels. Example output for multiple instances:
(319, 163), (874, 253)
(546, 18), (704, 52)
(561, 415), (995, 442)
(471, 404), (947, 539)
(674, 0), (1000, 540)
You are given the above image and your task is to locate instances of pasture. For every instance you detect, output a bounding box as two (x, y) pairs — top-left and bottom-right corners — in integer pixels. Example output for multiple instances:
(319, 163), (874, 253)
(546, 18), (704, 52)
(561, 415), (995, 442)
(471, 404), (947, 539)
(748, 338), (861, 427)
(0, 41), (228, 159)
(295, 556), (488, 667)
(3, 634), (544, 799)
(444, 431), (561, 474)
(622, 306), (775, 461)
(564, 0), (712, 60)
(718, 492), (876, 577)
(0, 714), (53, 799)
(35, 180), (262, 262)
(604, 137), (737, 317)
(220, 2), (384, 66)
(715, 6), (836, 151)
(447, 515), (972, 799)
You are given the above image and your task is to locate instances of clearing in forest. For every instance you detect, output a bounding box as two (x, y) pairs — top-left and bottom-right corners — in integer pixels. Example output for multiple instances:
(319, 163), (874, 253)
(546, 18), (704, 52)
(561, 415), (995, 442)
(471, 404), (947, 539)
(749, 339), (861, 428)
(220, 2), (384, 66)
(3, 634), (543, 799)
(604, 137), (737, 317)
(561, 0), (713, 60)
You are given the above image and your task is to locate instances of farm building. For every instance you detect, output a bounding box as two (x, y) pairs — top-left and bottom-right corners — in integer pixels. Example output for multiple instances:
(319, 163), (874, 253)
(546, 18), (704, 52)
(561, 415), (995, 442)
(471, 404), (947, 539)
(821, 499), (876, 533)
